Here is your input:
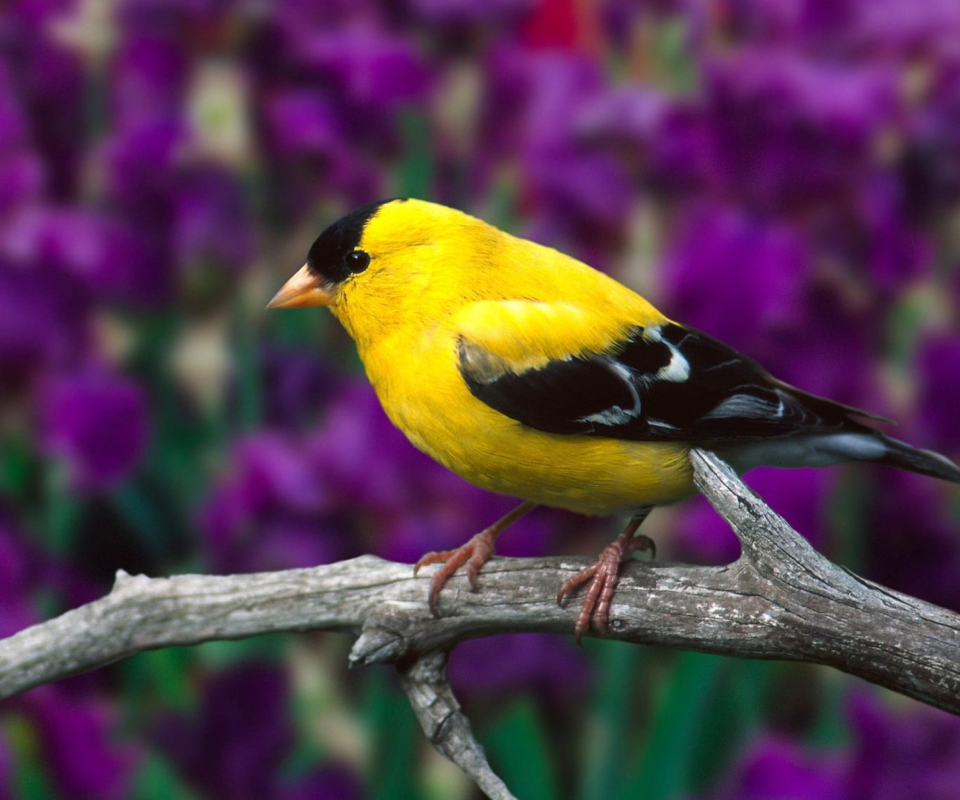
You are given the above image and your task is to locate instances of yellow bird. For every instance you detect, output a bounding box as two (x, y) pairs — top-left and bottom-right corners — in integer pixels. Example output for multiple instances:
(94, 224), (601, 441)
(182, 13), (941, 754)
(268, 198), (960, 641)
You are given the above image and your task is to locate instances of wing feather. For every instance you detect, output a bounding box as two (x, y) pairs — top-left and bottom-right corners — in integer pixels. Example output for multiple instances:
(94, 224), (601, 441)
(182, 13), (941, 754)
(459, 317), (878, 445)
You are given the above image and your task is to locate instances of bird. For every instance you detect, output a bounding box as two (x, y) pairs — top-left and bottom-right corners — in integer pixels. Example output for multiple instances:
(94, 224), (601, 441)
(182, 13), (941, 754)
(267, 198), (960, 642)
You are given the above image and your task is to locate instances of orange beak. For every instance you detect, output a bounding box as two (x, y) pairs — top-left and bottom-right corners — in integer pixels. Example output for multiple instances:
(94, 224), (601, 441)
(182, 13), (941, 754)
(265, 264), (335, 309)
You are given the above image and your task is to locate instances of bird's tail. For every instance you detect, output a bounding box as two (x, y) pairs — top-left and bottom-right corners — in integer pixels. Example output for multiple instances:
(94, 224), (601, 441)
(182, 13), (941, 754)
(869, 434), (960, 483)
(815, 431), (960, 483)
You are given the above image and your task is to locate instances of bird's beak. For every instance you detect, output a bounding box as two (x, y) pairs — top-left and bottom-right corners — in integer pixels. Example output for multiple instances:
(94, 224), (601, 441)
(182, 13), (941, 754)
(265, 264), (335, 309)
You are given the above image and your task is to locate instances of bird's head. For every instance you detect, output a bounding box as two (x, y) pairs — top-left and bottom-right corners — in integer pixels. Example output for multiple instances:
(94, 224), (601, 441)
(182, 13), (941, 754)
(267, 198), (499, 348)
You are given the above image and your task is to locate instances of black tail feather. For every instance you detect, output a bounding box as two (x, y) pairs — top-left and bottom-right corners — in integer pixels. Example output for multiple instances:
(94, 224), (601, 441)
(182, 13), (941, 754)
(875, 434), (960, 483)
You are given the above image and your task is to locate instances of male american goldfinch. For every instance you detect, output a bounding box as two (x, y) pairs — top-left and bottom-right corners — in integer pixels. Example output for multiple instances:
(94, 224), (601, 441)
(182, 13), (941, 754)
(268, 198), (960, 641)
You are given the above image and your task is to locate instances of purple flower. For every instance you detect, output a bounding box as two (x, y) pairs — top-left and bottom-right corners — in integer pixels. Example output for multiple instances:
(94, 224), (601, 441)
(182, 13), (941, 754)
(700, 736), (845, 800)
(151, 663), (295, 800)
(295, 26), (430, 115)
(277, 765), (363, 800)
(702, 49), (899, 212)
(847, 690), (960, 799)
(488, 51), (636, 261)
(663, 202), (811, 350)
(0, 63), (44, 213)
(450, 634), (588, 701)
(0, 260), (90, 391)
(173, 165), (255, 275)
(1, 5), (85, 200)
(258, 345), (335, 429)
(17, 686), (138, 800)
(672, 466), (836, 564)
(201, 380), (559, 573)
(862, 470), (960, 613)
(703, 690), (960, 800)
(899, 66), (960, 223)
(846, 0), (960, 57)
(117, 0), (244, 40)
(262, 91), (344, 158)
(662, 203), (878, 406)
(108, 36), (188, 133)
(0, 528), (41, 639)
(410, 0), (533, 29)
(39, 366), (149, 491)
(915, 332), (960, 454)
(199, 431), (344, 574)
(258, 89), (380, 209)
(0, 205), (164, 307)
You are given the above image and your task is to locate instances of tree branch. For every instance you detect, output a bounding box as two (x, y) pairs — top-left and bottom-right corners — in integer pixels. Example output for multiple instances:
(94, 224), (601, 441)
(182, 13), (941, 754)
(1, 449), (958, 798)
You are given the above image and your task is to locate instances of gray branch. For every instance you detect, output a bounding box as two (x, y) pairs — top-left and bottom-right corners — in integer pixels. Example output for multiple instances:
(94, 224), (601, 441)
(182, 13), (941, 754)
(0, 449), (958, 799)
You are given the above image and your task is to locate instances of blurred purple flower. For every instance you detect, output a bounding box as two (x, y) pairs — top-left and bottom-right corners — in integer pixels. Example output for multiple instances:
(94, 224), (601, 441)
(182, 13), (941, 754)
(151, 662), (295, 800)
(174, 165), (255, 274)
(39, 366), (149, 491)
(0, 205), (164, 306)
(672, 467), (835, 564)
(101, 122), (255, 299)
(101, 120), (185, 218)
(277, 764), (363, 800)
(98, 122), (185, 304)
(700, 736), (845, 800)
(704, 690), (960, 799)
(916, 332), (960, 454)
(899, 67), (960, 223)
(663, 202), (810, 348)
(702, 50), (898, 212)
(1, 3), (85, 200)
(259, 89), (380, 208)
(262, 91), (344, 158)
(202, 380), (558, 573)
(108, 35), (188, 133)
(847, 690), (960, 799)
(662, 203), (878, 406)
(118, 0), (243, 40)
(295, 26), (430, 114)
(18, 686), (138, 800)
(577, 84), (672, 155)
(199, 431), (343, 574)
(847, 0), (960, 57)
(0, 261), (89, 390)
(863, 470), (960, 612)
(0, 63), (44, 213)
(0, 518), (42, 638)
(258, 345), (335, 428)
(490, 51), (636, 260)
(450, 634), (588, 700)
(411, 0), (533, 28)
(846, 177), (931, 296)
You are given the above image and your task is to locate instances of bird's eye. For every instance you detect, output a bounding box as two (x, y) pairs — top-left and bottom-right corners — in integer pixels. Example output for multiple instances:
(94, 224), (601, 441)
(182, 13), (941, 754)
(345, 250), (370, 274)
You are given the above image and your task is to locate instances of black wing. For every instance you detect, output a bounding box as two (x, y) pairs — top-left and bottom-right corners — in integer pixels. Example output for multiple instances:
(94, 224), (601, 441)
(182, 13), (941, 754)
(458, 322), (879, 445)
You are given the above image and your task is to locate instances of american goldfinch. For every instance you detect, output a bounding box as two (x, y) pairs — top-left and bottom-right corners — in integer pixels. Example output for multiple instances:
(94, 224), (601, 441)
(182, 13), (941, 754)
(268, 198), (960, 641)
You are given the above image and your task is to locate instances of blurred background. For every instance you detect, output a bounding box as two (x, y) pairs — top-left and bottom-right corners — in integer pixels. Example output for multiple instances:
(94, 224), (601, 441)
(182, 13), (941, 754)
(2, 0), (960, 797)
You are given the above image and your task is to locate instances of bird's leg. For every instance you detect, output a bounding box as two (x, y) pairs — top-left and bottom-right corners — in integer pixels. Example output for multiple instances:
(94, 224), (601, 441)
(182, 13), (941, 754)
(557, 508), (655, 644)
(414, 500), (537, 613)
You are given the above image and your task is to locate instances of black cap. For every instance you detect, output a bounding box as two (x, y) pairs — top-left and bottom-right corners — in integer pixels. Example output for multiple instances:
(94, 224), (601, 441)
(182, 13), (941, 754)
(305, 199), (405, 285)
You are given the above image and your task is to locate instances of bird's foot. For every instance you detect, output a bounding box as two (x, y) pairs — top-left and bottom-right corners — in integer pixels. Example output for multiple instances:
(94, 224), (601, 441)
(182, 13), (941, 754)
(414, 527), (500, 614)
(557, 530), (655, 644)
(414, 501), (536, 614)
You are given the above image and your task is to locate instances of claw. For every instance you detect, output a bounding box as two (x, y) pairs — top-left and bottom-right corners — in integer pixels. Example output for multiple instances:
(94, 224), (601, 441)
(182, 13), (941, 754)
(413, 501), (536, 613)
(557, 509), (654, 644)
